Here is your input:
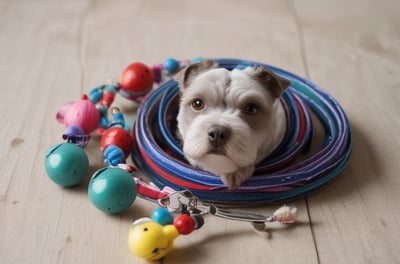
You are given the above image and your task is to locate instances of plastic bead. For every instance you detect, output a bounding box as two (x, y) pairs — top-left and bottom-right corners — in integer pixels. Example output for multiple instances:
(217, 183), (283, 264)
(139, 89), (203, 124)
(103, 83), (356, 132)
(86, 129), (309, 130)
(104, 84), (118, 94)
(88, 167), (137, 214)
(128, 219), (179, 261)
(151, 64), (162, 83)
(56, 101), (74, 123)
(103, 144), (125, 166)
(96, 105), (109, 129)
(45, 143), (89, 187)
(151, 207), (174, 225)
(119, 62), (154, 101)
(62, 125), (90, 147)
(99, 116), (109, 129)
(63, 97), (100, 134)
(110, 107), (125, 128)
(164, 58), (179, 74)
(88, 85), (105, 103)
(100, 127), (133, 158)
(64, 124), (84, 135)
(191, 56), (204, 63)
(98, 91), (115, 108)
(173, 214), (195, 235)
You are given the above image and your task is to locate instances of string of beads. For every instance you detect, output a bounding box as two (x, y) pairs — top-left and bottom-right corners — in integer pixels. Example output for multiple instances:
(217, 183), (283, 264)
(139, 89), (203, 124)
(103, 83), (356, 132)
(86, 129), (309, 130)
(45, 57), (199, 211)
(44, 57), (299, 261)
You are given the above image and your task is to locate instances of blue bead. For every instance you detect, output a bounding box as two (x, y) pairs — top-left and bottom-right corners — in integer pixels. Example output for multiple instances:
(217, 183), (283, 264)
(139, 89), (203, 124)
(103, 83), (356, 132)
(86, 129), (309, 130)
(99, 116), (109, 129)
(88, 85), (104, 103)
(191, 56), (204, 64)
(164, 58), (179, 74)
(103, 145), (124, 166)
(104, 85), (117, 93)
(88, 167), (137, 214)
(151, 207), (174, 225)
(45, 143), (89, 187)
(110, 112), (125, 128)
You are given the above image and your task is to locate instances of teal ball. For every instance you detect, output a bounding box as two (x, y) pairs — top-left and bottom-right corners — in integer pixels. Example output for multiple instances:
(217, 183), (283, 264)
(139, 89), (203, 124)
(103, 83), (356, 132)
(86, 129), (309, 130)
(88, 167), (137, 214)
(45, 143), (89, 187)
(151, 207), (174, 225)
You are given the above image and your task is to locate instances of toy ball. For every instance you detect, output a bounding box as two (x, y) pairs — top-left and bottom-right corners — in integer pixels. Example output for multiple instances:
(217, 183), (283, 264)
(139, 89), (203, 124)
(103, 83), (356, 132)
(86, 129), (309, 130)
(100, 127), (133, 158)
(119, 62), (154, 101)
(151, 207), (174, 226)
(164, 58), (179, 74)
(63, 96), (100, 134)
(88, 167), (137, 214)
(45, 143), (89, 187)
(173, 214), (195, 235)
(128, 219), (179, 261)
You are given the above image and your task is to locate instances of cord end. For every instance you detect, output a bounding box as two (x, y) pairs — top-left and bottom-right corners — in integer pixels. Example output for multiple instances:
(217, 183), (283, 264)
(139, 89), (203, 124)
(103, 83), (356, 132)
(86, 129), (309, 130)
(273, 205), (297, 224)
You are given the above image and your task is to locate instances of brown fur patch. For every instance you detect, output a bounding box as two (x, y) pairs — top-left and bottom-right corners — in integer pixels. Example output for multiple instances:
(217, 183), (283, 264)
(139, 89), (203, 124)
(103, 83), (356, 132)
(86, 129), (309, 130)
(252, 66), (291, 98)
(174, 59), (218, 90)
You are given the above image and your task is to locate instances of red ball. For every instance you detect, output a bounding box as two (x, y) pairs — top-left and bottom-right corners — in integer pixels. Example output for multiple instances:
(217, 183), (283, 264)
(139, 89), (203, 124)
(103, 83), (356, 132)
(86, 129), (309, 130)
(173, 214), (195, 235)
(119, 62), (154, 101)
(100, 127), (133, 158)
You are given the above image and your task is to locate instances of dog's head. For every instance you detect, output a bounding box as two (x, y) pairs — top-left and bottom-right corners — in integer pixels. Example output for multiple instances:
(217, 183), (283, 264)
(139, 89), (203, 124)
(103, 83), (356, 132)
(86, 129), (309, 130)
(175, 59), (290, 180)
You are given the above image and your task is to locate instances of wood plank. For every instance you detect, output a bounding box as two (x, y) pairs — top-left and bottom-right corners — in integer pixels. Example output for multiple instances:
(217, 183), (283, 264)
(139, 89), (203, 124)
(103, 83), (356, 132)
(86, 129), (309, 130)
(0, 2), (147, 264)
(4, 0), (385, 263)
(293, 0), (400, 263)
(127, 1), (317, 263)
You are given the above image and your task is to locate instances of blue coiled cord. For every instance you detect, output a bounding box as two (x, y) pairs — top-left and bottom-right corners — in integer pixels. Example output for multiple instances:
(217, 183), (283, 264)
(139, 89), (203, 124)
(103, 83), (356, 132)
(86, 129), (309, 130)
(132, 58), (352, 204)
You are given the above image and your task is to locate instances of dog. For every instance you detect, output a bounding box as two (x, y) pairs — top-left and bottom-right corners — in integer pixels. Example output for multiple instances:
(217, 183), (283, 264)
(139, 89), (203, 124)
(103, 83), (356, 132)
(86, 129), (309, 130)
(175, 59), (290, 189)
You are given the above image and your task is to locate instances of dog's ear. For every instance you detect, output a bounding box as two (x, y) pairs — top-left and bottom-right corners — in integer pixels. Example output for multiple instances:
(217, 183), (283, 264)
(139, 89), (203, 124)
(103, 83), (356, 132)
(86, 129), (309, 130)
(251, 66), (291, 98)
(174, 59), (218, 90)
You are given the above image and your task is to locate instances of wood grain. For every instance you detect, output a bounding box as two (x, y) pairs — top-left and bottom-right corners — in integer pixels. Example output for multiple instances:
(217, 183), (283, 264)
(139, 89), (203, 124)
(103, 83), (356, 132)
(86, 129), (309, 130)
(0, 0), (399, 263)
(294, 0), (400, 263)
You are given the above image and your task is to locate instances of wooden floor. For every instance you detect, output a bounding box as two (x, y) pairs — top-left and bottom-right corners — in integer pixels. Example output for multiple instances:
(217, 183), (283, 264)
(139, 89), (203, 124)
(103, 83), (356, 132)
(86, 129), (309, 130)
(1, 0), (400, 263)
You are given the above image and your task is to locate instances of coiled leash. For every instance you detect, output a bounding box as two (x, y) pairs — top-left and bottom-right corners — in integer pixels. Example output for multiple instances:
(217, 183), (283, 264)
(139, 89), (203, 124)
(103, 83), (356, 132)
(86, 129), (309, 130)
(133, 58), (352, 204)
(44, 57), (351, 261)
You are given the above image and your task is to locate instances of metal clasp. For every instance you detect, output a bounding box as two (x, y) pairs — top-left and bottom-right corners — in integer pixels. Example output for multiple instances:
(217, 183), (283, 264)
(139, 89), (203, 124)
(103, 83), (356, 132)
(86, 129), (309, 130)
(157, 189), (297, 231)
(157, 190), (198, 213)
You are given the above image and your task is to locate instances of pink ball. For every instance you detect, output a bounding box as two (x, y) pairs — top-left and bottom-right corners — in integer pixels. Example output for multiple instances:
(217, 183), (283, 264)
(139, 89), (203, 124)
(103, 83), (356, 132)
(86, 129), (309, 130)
(56, 101), (74, 123)
(64, 97), (100, 134)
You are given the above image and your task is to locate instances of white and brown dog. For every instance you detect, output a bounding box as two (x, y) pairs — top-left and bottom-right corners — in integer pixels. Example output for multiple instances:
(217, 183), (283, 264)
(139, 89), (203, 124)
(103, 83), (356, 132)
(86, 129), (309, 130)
(175, 59), (290, 189)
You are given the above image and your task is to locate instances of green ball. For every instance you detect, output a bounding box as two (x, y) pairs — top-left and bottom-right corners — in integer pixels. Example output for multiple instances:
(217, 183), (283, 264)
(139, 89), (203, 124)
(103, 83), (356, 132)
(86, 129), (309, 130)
(88, 167), (137, 214)
(45, 143), (89, 187)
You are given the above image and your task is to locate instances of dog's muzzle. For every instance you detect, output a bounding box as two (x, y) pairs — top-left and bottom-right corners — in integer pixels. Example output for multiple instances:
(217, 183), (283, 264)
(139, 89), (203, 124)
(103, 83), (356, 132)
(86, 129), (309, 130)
(207, 125), (230, 148)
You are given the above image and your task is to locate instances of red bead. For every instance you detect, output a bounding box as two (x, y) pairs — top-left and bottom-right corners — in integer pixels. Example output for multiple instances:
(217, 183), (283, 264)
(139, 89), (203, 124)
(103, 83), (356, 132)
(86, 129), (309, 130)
(173, 214), (195, 235)
(99, 92), (115, 107)
(100, 127), (133, 158)
(120, 62), (154, 100)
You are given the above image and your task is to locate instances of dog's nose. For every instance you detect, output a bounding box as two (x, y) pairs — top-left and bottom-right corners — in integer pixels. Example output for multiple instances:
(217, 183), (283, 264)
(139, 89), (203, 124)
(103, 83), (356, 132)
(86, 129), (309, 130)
(208, 125), (230, 147)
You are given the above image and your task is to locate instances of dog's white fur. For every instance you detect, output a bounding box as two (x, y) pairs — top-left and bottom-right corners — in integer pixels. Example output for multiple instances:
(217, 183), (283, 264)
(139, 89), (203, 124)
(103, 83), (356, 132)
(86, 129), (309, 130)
(175, 60), (290, 189)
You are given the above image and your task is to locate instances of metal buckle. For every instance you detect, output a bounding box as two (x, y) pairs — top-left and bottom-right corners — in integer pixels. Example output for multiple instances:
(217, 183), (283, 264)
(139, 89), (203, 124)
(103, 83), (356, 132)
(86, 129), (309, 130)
(157, 190), (198, 213)
(157, 189), (297, 231)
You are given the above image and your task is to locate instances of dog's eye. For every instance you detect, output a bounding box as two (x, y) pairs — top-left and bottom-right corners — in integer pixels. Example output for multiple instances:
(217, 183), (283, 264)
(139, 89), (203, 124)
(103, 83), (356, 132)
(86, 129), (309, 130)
(243, 103), (258, 115)
(191, 99), (205, 111)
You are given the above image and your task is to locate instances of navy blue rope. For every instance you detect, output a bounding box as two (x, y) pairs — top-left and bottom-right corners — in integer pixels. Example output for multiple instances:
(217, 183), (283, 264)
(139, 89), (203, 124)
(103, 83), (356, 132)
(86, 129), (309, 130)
(132, 58), (352, 204)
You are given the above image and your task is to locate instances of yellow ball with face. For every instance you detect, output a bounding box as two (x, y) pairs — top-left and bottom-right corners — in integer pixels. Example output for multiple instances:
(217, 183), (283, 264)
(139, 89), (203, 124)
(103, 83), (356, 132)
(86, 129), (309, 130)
(128, 218), (179, 261)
